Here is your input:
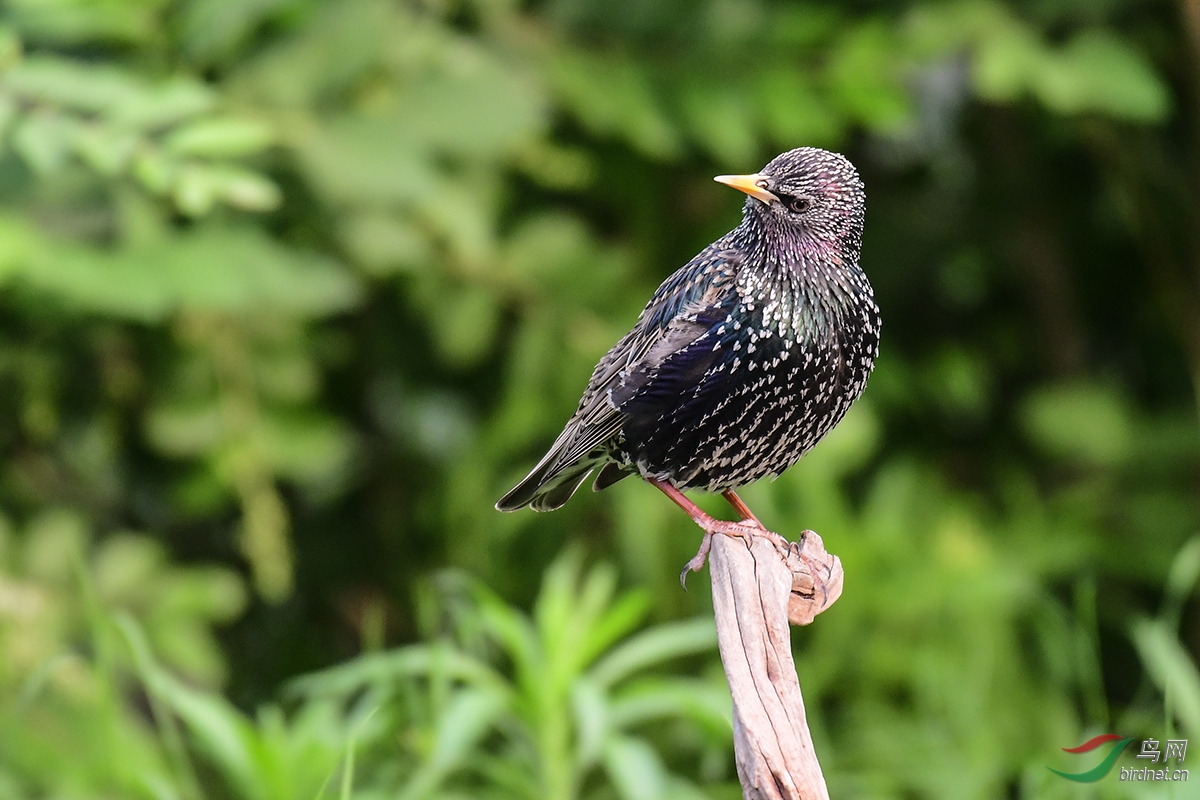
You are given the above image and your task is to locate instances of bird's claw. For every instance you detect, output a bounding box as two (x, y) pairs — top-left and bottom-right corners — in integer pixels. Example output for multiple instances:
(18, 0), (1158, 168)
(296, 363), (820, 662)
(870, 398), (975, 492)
(679, 531), (714, 589)
(679, 519), (770, 587)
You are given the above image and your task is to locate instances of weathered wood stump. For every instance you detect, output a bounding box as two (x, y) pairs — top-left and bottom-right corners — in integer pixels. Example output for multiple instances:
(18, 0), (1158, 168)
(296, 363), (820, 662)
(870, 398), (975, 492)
(708, 530), (844, 800)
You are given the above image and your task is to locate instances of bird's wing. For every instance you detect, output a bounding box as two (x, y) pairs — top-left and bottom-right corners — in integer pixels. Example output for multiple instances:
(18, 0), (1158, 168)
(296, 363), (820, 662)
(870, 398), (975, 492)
(551, 252), (741, 469)
(495, 246), (740, 511)
(549, 310), (719, 469)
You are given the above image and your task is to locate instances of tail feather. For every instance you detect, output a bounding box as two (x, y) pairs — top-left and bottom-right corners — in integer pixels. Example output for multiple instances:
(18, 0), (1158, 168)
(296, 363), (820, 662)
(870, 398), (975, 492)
(497, 414), (626, 511)
(496, 422), (602, 511)
(530, 466), (595, 511)
(592, 461), (630, 492)
(496, 454), (599, 512)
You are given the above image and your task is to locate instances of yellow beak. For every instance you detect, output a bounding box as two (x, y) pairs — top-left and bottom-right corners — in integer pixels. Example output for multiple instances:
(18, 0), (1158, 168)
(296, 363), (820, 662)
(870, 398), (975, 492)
(713, 172), (778, 204)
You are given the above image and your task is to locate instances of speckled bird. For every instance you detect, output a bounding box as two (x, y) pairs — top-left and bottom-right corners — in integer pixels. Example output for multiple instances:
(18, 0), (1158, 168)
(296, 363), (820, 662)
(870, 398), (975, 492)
(497, 147), (880, 580)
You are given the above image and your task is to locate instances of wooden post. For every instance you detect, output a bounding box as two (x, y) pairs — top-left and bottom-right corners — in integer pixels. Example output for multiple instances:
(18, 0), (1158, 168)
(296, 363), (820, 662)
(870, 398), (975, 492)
(708, 530), (844, 800)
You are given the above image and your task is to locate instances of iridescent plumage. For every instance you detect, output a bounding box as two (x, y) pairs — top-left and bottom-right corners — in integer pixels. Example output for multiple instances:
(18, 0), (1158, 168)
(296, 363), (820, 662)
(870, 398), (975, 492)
(497, 148), (880, 519)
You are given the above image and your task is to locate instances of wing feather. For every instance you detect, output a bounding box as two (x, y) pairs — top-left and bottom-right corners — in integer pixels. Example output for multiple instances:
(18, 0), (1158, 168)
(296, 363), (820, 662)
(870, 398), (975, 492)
(496, 245), (742, 511)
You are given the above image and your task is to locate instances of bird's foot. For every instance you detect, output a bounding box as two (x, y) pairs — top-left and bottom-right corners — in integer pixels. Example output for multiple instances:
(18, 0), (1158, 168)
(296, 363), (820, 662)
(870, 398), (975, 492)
(781, 530), (844, 625)
(679, 532), (713, 588)
(787, 534), (829, 604)
(679, 518), (766, 588)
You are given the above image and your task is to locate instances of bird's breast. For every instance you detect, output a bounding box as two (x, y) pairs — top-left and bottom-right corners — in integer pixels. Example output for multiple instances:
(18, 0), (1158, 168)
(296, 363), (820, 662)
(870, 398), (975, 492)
(643, 263), (877, 489)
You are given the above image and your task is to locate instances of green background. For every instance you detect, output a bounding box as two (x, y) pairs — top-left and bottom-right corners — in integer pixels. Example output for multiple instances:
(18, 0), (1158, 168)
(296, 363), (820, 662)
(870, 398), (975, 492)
(0, 0), (1198, 798)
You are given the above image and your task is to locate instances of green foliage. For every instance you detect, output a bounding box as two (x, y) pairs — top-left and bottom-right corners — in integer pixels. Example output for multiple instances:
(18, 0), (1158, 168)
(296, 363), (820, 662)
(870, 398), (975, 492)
(0, 510), (244, 798)
(1, 54), (279, 214)
(122, 616), (371, 800)
(0, 0), (1198, 798)
(292, 550), (731, 800)
(2, 549), (731, 800)
(0, 509), (243, 691)
(1131, 537), (1200, 740)
(910, 1), (1171, 122)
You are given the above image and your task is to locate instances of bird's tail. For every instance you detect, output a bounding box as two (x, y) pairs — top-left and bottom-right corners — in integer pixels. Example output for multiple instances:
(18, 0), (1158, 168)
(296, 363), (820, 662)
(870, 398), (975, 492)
(495, 444), (599, 512)
(497, 415), (625, 512)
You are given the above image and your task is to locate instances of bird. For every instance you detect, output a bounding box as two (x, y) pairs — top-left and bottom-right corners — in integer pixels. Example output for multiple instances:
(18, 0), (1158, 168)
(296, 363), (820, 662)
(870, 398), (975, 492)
(497, 147), (880, 583)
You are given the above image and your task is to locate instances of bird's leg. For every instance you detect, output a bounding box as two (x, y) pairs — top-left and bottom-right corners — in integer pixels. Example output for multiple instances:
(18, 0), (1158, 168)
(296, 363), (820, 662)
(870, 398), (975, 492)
(721, 489), (797, 555)
(721, 490), (762, 526)
(723, 490), (834, 605)
(722, 490), (828, 602)
(647, 479), (760, 587)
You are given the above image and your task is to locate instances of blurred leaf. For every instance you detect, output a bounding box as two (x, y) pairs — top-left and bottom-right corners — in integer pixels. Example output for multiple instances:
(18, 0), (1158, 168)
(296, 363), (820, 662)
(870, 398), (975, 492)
(173, 163), (281, 215)
(179, 0), (300, 64)
(973, 18), (1045, 103)
(21, 226), (360, 321)
(1130, 619), (1200, 737)
(1020, 383), (1133, 466)
(1162, 535), (1200, 625)
(10, 110), (75, 173)
(298, 115), (439, 206)
(678, 81), (757, 166)
(92, 534), (166, 599)
(112, 80), (215, 130)
(146, 401), (223, 456)
(572, 677), (609, 768)
(288, 646), (508, 699)
(974, 20), (1169, 122)
(829, 21), (912, 131)
(260, 411), (356, 485)
(5, 0), (161, 44)
(72, 123), (138, 175)
(476, 588), (542, 695)
(607, 677), (731, 735)
(230, 0), (391, 108)
(339, 212), (432, 276)
(589, 619), (716, 690)
(926, 347), (991, 421)
(396, 686), (507, 800)
(547, 49), (681, 159)
(502, 213), (596, 285)
(431, 284), (502, 368)
(1041, 31), (1169, 121)
(165, 117), (274, 158)
(756, 70), (844, 147)
(395, 51), (548, 158)
(5, 56), (214, 125)
(5, 57), (153, 115)
(603, 735), (668, 800)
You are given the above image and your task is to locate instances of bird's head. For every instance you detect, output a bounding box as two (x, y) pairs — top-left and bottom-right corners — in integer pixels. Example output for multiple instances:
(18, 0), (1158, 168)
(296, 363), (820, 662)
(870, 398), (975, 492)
(715, 147), (864, 252)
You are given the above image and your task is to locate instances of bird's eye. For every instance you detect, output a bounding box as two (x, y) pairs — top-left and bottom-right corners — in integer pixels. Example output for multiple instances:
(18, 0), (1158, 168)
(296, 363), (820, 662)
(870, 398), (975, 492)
(788, 197), (811, 213)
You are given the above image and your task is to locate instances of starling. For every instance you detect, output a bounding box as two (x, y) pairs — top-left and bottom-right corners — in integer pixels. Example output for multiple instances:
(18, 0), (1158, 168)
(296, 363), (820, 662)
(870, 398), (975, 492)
(497, 147), (880, 580)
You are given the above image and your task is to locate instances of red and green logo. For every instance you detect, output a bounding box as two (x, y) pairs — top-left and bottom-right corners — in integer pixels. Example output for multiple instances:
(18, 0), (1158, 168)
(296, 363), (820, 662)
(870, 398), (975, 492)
(1048, 734), (1135, 782)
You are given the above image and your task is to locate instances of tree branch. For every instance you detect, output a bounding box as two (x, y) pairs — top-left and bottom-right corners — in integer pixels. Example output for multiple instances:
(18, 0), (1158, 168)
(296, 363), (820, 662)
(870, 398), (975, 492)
(708, 529), (843, 800)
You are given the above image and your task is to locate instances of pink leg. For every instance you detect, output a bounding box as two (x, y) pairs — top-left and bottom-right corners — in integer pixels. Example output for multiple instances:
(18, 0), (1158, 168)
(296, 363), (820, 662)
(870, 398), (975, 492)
(722, 488), (788, 550)
(722, 490), (762, 525)
(648, 479), (761, 587)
